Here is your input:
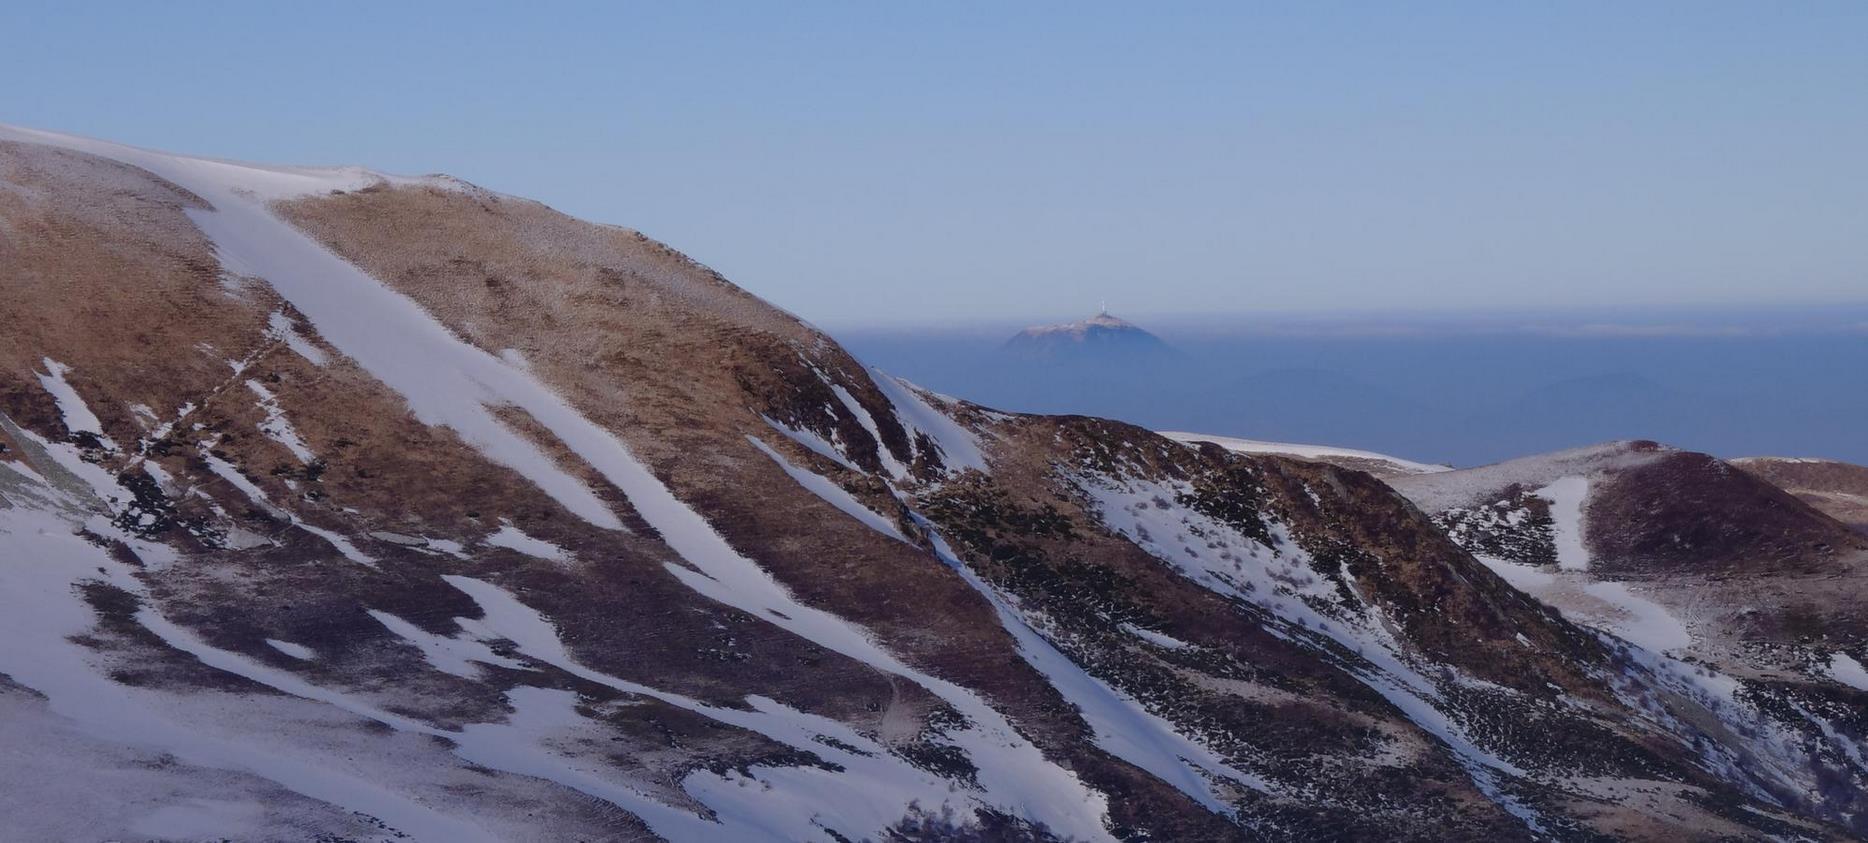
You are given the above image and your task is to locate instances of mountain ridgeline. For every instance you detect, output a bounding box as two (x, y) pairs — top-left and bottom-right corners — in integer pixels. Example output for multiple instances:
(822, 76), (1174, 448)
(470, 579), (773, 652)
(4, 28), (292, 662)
(2, 124), (1867, 842)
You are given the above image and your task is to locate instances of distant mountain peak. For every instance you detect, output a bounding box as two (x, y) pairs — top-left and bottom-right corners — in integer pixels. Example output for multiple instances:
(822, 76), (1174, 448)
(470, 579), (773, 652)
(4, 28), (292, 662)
(1004, 310), (1172, 357)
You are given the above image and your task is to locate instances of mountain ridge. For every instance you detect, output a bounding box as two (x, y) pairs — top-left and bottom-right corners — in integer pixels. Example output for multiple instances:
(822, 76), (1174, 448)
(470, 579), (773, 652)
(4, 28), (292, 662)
(2, 123), (1866, 841)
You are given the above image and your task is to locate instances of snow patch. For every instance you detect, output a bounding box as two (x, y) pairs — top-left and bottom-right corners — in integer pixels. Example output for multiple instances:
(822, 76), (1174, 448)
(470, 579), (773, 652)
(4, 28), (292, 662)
(368, 610), (527, 679)
(483, 524), (572, 563)
(1160, 431), (1449, 475)
(1473, 556), (1692, 653)
(830, 384), (910, 479)
(1119, 623), (1195, 651)
(1828, 653), (1868, 692)
(748, 436), (905, 541)
(34, 358), (116, 450)
(267, 311), (329, 367)
(200, 451), (375, 568)
(245, 380), (315, 463)
(1534, 477), (1591, 571)
(1580, 581), (1692, 653)
(265, 639), (318, 661)
(868, 371), (988, 475)
(760, 414), (861, 473)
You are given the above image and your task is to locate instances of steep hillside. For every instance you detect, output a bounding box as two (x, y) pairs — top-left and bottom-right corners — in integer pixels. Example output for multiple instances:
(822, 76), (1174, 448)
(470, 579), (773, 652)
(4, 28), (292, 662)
(2, 124), (1864, 842)
(1736, 457), (1868, 535)
(1392, 442), (1868, 651)
(1394, 443), (1868, 831)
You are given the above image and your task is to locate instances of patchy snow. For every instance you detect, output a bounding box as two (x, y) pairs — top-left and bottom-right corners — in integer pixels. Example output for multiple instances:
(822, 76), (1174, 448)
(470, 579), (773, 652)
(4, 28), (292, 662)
(368, 530), (429, 547)
(1732, 456), (1830, 466)
(1448, 542), (1843, 811)
(1160, 431), (1449, 475)
(34, 358), (116, 450)
(760, 414), (863, 473)
(0, 498), (505, 843)
(425, 537), (470, 558)
(0, 123), (628, 531)
(128, 403), (158, 428)
(1534, 477), (1591, 571)
(1473, 555), (1556, 591)
(483, 523), (572, 563)
(830, 384), (911, 479)
(136, 401), (194, 453)
(1472, 556), (1692, 654)
(908, 517), (1273, 813)
(649, 543), (1116, 839)
(869, 371), (988, 474)
(0, 479), (719, 839)
(2, 414), (126, 512)
(368, 610), (527, 679)
(1828, 653), (1868, 692)
(245, 380), (315, 463)
(265, 639), (318, 661)
(0, 688), (373, 842)
(1075, 469), (1544, 828)
(748, 436), (905, 541)
(200, 451), (375, 568)
(809, 367), (988, 479)
(1118, 623), (1194, 651)
(266, 311), (328, 367)
(140, 458), (176, 493)
(1393, 441), (1666, 515)
(446, 575), (1117, 841)
(1603, 632), (1837, 809)
(448, 687), (722, 839)
(3, 126), (1126, 834)
(1579, 581), (1691, 652)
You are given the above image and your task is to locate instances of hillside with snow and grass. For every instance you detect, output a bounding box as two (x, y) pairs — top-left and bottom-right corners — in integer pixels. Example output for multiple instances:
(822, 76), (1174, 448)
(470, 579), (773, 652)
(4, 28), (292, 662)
(4, 124), (1868, 842)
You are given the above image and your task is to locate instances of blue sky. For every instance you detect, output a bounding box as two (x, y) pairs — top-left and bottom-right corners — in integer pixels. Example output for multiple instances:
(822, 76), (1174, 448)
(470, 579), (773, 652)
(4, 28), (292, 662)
(5, 2), (1865, 326)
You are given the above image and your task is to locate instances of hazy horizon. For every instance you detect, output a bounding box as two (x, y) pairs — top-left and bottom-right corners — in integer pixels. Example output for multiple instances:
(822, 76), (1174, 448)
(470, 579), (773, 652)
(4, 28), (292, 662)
(815, 300), (1868, 335)
(6, 2), (1866, 325)
(841, 308), (1868, 467)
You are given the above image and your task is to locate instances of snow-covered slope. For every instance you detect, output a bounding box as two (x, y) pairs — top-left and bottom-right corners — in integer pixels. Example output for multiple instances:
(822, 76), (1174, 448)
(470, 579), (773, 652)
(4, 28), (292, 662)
(3, 124), (1866, 841)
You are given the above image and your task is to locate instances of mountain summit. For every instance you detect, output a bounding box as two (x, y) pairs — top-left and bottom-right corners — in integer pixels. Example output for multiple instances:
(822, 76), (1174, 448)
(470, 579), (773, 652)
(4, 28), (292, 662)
(1003, 309), (1173, 358)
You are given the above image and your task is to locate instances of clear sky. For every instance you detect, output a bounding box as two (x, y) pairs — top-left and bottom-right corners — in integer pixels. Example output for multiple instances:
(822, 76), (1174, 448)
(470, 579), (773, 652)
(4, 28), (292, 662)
(5, 2), (1865, 326)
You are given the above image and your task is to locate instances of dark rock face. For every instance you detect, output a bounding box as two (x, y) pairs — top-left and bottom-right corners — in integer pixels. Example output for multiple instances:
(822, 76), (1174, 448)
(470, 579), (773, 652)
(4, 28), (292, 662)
(3, 127), (1867, 842)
